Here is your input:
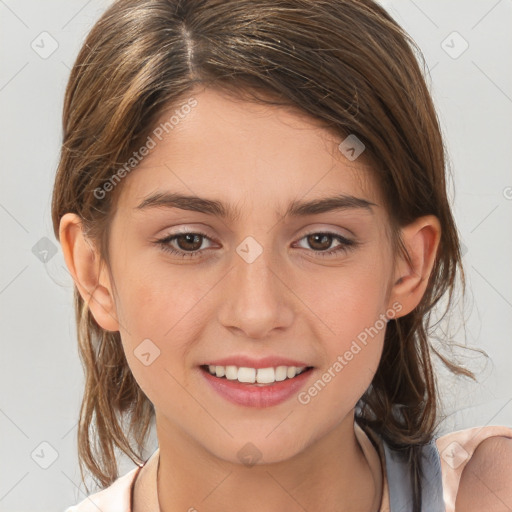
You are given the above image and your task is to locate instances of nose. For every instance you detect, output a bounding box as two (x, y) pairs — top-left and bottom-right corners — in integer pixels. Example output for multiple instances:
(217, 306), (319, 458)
(217, 239), (294, 339)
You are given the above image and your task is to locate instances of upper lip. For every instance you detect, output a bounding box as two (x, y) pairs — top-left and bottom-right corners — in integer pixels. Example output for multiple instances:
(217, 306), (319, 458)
(201, 355), (313, 369)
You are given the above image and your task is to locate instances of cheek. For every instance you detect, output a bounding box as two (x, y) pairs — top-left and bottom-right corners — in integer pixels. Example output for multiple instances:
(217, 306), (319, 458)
(294, 321), (385, 445)
(113, 254), (209, 340)
(112, 258), (217, 400)
(113, 265), (207, 416)
(299, 257), (392, 343)
(296, 270), (389, 426)
(293, 256), (391, 402)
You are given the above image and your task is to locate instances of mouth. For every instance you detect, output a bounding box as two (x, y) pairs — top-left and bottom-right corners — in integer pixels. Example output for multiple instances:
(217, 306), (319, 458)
(199, 362), (316, 407)
(199, 364), (315, 386)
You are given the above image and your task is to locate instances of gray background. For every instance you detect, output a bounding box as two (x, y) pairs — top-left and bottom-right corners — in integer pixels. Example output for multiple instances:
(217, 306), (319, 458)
(1, 0), (511, 510)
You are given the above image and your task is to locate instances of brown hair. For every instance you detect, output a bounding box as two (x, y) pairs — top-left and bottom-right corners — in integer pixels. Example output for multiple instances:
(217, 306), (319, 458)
(51, 0), (481, 509)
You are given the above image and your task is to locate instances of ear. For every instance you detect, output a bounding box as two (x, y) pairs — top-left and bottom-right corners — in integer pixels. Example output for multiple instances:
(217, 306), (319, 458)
(387, 215), (441, 318)
(59, 213), (119, 332)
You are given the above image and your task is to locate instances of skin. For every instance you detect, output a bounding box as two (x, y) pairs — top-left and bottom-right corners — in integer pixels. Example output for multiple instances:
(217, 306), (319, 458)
(456, 437), (512, 511)
(59, 86), (442, 512)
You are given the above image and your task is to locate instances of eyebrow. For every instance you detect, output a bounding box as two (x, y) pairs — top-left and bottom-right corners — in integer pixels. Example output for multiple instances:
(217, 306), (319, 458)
(134, 192), (376, 220)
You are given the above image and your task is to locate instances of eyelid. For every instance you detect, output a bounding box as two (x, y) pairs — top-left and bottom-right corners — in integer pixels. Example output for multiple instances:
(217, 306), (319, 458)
(297, 225), (354, 239)
(154, 228), (217, 247)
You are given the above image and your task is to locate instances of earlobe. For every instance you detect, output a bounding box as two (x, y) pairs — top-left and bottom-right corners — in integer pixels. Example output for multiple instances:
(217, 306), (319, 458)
(59, 213), (120, 332)
(388, 215), (441, 318)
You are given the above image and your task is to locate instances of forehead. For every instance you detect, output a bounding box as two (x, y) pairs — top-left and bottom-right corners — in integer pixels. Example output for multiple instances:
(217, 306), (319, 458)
(114, 86), (383, 217)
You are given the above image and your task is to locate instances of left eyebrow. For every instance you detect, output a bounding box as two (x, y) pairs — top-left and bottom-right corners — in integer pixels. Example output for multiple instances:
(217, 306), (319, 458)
(134, 192), (377, 221)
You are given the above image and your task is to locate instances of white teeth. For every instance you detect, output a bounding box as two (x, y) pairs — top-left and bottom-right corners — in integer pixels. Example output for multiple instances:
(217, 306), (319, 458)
(238, 367), (256, 383)
(205, 364), (307, 384)
(275, 366), (288, 382)
(256, 367), (274, 384)
(225, 365), (238, 380)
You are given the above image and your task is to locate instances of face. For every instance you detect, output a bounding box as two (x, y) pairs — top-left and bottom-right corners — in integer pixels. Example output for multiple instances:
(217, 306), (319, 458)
(103, 86), (400, 464)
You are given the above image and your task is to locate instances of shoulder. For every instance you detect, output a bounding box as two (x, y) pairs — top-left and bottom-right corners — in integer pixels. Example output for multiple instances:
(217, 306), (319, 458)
(434, 424), (512, 512)
(455, 435), (512, 511)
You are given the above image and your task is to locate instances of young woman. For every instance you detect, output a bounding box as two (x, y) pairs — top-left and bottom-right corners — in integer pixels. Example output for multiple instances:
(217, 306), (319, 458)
(53, 1), (512, 511)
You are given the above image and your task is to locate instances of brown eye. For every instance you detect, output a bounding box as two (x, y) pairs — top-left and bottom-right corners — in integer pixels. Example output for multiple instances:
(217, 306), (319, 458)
(174, 233), (204, 251)
(295, 231), (358, 257)
(306, 233), (335, 251)
(155, 230), (213, 258)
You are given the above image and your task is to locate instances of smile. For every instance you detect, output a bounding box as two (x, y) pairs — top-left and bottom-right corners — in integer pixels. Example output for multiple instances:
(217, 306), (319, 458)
(199, 365), (315, 407)
(203, 364), (309, 385)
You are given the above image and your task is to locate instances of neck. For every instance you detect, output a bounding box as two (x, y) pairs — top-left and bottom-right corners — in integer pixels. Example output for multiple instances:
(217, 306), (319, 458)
(153, 410), (379, 512)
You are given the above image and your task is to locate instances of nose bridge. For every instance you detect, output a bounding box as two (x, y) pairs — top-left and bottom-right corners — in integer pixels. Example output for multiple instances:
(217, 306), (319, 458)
(233, 233), (281, 302)
(218, 232), (294, 337)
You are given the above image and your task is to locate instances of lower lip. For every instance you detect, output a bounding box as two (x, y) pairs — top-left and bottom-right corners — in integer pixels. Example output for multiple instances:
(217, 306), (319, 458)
(200, 366), (314, 408)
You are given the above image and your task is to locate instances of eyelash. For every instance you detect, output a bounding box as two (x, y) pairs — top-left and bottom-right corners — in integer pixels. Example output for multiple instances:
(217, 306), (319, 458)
(154, 230), (358, 259)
